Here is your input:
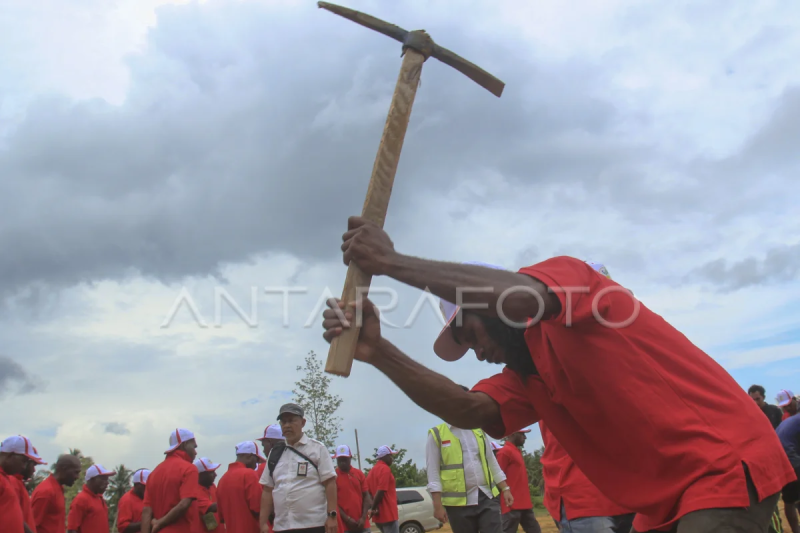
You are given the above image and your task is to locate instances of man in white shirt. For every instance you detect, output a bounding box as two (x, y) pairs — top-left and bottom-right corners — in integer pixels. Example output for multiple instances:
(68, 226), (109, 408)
(426, 409), (513, 533)
(259, 403), (338, 533)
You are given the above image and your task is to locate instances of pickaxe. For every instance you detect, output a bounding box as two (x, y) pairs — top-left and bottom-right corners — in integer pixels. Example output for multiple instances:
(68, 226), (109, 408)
(319, 1), (505, 377)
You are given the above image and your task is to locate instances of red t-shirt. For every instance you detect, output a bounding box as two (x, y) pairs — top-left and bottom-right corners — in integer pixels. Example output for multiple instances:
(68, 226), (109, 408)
(495, 442), (531, 513)
(31, 473), (66, 533)
(472, 256), (797, 532)
(335, 467), (370, 531)
(192, 484), (220, 533)
(366, 461), (397, 524)
(67, 486), (108, 533)
(217, 463), (262, 533)
(13, 474), (37, 531)
(0, 466), (25, 533)
(144, 451), (204, 533)
(116, 490), (145, 533)
(539, 421), (632, 521)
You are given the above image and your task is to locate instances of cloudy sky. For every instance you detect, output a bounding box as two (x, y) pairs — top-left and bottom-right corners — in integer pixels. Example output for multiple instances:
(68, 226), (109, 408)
(2, 0), (799, 478)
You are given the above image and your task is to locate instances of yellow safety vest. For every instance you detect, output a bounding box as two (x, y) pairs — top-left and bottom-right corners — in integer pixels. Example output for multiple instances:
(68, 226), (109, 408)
(429, 424), (499, 506)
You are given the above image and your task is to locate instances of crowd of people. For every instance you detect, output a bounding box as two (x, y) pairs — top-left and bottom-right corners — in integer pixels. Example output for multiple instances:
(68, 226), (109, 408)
(4, 217), (800, 533)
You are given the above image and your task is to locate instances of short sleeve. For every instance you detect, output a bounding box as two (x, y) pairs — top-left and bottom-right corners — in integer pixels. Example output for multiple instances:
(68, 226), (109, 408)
(472, 368), (540, 439)
(317, 446), (336, 482)
(66, 496), (85, 530)
(375, 466), (392, 492)
(519, 256), (616, 326)
(116, 497), (132, 532)
(246, 472), (262, 513)
(31, 486), (52, 525)
(180, 467), (201, 500)
(195, 490), (212, 514)
(496, 447), (511, 471)
(259, 462), (274, 487)
(143, 483), (152, 507)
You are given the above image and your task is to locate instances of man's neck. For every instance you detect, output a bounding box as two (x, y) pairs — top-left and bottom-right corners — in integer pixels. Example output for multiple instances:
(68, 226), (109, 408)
(286, 433), (303, 446)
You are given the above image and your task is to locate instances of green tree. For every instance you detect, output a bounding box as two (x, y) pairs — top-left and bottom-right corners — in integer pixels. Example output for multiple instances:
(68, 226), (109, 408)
(292, 350), (343, 448)
(364, 446), (426, 488)
(106, 465), (133, 529)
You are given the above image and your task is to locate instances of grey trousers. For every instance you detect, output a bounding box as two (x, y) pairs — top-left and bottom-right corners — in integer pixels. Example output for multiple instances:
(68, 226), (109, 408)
(502, 509), (542, 533)
(376, 522), (399, 533)
(557, 502), (634, 533)
(445, 492), (504, 533)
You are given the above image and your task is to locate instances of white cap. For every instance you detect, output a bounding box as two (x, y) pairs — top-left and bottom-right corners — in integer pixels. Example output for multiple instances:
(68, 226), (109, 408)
(132, 469), (150, 485)
(513, 428), (531, 434)
(85, 464), (116, 481)
(259, 424), (284, 441)
(777, 389), (796, 407)
(0, 436), (47, 465)
(490, 441), (503, 451)
(165, 428), (195, 454)
(585, 260), (612, 279)
(235, 441), (267, 463)
(194, 457), (221, 472)
(333, 444), (353, 458)
(433, 261), (508, 362)
(375, 445), (398, 459)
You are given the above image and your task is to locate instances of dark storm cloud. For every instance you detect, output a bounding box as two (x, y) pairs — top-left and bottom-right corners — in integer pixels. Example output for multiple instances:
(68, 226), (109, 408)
(0, 1), (633, 299)
(688, 243), (800, 291)
(103, 422), (130, 435)
(0, 1), (796, 301)
(0, 354), (43, 398)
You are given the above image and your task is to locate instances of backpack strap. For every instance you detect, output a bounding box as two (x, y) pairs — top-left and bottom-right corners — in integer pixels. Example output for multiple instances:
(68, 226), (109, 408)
(267, 442), (287, 477)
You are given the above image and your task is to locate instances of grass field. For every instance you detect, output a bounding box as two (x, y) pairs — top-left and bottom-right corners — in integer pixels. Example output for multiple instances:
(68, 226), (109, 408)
(434, 501), (791, 533)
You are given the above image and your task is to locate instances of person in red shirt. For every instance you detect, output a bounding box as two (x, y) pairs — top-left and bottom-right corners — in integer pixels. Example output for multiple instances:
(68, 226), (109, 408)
(192, 457), (221, 533)
(31, 453), (82, 533)
(14, 445), (47, 533)
(366, 446), (398, 533)
(539, 421), (635, 533)
(141, 428), (204, 533)
(117, 469), (150, 533)
(68, 464), (116, 533)
(777, 390), (799, 422)
(494, 429), (541, 533)
(320, 222), (797, 533)
(1, 435), (44, 533)
(333, 445), (372, 533)
(255, 425), (284, 480)
(217, 441), (266, 533)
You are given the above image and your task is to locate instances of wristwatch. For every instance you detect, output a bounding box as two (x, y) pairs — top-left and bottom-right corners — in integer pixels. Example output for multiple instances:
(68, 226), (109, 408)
(328, 511), (338, 518)
(502, 486), (511, 492)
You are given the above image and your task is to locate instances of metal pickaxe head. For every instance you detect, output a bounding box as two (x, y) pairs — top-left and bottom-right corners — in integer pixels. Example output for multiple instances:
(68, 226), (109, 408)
(317, 2), (505, 97)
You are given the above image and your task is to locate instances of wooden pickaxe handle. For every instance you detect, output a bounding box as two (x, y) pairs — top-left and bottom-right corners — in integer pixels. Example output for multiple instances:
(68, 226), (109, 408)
(325, 49), (426, 377)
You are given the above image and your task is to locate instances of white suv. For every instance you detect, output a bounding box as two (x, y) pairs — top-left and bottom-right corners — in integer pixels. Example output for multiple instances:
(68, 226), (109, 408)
(370, 487), (443, 533)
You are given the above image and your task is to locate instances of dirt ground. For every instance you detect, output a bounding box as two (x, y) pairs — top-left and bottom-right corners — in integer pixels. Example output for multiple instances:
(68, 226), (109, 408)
(435, 501), (790, 533)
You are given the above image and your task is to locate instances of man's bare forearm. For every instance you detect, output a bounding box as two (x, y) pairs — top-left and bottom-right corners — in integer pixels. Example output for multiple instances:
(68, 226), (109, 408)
(371, 339), (500, 429)
(361, 491), (372, 521)
(141, 508), (153, 533)
(260, 487), (274, 530)
(381, 254), (556, 323)
(324, 477), (337, 513)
